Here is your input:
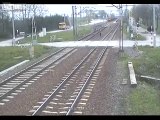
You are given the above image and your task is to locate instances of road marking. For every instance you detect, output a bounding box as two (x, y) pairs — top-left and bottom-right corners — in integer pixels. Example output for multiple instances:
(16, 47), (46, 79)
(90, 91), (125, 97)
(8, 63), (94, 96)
(15, 90), (22, 92)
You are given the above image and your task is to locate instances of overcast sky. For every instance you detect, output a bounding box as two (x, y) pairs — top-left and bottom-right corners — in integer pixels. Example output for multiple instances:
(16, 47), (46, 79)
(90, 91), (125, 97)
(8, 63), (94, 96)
(45, 4), (134, 17)
(3, 4), (134, 18)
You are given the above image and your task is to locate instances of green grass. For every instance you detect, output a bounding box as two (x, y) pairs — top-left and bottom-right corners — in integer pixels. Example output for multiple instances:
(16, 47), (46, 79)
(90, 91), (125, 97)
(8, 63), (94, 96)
(135, 34), (146, 40)
(127, 81), (160, 115)
(132, 46), (160, 77)
(125, 46), (160, 115)
(0, 46), (58, 72)
(18, 25), (92, 44)
(123, 26), (130, 39)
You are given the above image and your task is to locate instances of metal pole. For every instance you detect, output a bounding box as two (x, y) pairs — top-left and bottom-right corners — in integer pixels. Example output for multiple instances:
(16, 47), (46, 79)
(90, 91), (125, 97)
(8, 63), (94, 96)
(32, 17), (33, 40)
(64, 14), (65, 22)
(80, 6), (82, 25)
(12, 5), (15, 46)
(72, 6), (75, 40)
(75, 6), (78, 38)
(153, 4), (156, 47)
(119, 4), (121, 51)
(121, 4), (123, 51)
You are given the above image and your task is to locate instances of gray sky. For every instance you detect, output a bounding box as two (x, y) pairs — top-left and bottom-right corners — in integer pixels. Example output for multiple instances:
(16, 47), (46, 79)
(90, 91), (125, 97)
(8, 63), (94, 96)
(46, 4), (134, 17)
(2, 4), (134, 18)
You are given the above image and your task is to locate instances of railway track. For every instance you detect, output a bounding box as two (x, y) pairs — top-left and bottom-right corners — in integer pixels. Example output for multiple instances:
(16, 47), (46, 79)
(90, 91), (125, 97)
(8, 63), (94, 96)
(29, 22), (119, 115)
(0, 48), (77, 105)
(0, 22), (113, 106)
(30, 47), (108, 115)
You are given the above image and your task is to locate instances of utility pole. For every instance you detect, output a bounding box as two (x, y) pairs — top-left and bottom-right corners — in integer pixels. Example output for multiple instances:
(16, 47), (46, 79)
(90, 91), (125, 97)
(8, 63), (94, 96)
(11, 5), (15, 46)
(119, 4), (121, 51)
(72, 6), (75, 40)
(153, 4), (156, 47)
(64, 14), (65, 23)
(121, 4), (123, 51)
(75, 6), (78, 38)
(80, 6), (82, 26)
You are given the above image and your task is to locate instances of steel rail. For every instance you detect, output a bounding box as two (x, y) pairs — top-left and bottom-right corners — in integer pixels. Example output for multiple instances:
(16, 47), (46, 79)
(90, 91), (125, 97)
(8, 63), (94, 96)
(66, 47), (107, 115)
(32, 48), (96, 115)
(0, 48), (75, 100)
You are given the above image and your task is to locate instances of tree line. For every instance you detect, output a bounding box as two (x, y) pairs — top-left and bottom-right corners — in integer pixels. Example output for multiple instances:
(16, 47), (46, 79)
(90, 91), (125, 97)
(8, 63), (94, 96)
(0, 4), (109, 40)
(0, 4), (69, 40)
(131, 4), (160, 30)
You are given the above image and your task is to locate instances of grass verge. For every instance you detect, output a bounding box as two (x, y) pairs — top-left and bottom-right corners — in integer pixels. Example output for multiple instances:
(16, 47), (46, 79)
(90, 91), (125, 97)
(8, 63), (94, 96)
(125, 46), (160, 115)
(18, 25), (92, 44)
(127, 81), (160, 115)
(0, 46), (58, 72)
